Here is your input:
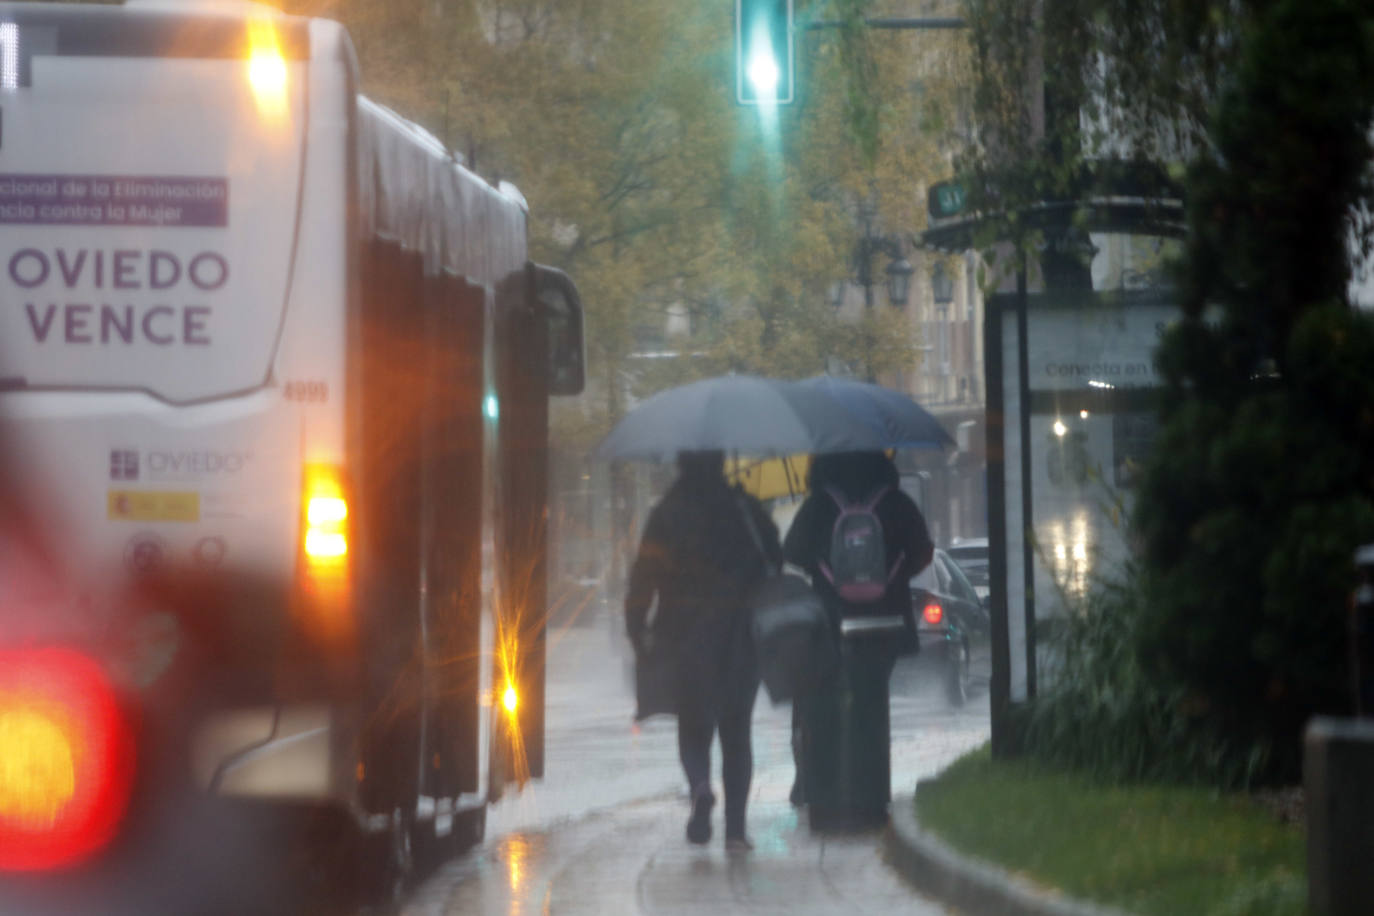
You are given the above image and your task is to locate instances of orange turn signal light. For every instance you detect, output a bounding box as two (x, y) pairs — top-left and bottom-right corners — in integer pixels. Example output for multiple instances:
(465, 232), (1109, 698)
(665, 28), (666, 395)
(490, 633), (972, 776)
(296, 464), (353, 642)
(302, 465), (349, 567)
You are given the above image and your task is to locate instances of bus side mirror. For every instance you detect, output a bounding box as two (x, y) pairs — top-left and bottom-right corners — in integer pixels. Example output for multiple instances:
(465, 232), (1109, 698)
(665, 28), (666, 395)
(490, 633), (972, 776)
(531, 264), (586, 396)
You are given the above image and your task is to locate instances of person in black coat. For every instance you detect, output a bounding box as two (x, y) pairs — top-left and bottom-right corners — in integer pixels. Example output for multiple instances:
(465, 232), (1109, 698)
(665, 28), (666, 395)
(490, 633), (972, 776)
(781, 450), (933, 822)
(625, 450), (781, 850)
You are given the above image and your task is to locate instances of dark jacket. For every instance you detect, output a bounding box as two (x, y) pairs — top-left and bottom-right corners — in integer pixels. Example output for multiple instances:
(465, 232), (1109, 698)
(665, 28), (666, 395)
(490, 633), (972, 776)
(782, 452), (933, 635)
(625, 470), (781, 715)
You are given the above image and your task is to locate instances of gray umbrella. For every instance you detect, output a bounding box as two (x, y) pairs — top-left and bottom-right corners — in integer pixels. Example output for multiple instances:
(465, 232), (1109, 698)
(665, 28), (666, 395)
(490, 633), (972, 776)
(593, 374), (885, 460)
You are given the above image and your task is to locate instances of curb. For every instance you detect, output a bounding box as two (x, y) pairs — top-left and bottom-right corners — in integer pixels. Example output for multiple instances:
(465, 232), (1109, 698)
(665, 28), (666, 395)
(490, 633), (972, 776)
(884, 788), (1131, 916)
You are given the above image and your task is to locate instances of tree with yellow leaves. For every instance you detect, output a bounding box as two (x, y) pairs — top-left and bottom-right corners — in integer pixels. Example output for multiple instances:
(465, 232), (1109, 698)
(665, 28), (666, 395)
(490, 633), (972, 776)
(288, 0), (971, 448)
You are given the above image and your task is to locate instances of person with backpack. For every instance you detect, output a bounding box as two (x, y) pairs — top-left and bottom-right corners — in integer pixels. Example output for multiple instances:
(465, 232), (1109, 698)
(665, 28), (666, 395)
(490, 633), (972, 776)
(625, 450), (781, 851)
(781, 450), (934, 826)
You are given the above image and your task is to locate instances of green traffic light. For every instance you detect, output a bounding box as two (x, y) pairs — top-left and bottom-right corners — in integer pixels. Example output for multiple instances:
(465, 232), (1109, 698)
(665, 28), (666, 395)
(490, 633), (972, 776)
(736, 0), (793, 105)
(746, 33), (780, 99)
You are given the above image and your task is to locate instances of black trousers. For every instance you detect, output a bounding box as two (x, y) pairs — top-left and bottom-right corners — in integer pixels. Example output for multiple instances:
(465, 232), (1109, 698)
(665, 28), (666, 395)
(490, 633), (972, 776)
(677, 673), (759, 838)
(796, 640), (897, 829)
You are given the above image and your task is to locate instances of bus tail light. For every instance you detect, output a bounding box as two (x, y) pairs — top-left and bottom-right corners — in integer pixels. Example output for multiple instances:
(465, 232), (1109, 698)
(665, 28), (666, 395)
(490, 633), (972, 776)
(922, 602), (944, 626)
(0, 649), (136, 872)
(296, 464), (352, 640)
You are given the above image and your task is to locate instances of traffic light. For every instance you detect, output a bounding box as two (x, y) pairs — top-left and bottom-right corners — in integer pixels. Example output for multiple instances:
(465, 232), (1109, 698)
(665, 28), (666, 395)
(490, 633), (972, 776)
(736, 0), (794, 105)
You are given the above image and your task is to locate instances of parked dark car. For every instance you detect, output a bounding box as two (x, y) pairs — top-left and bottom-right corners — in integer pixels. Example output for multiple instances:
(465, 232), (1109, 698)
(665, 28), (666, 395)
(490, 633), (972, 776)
(945, 537), (990, 602)
(911, 548), (989, 706)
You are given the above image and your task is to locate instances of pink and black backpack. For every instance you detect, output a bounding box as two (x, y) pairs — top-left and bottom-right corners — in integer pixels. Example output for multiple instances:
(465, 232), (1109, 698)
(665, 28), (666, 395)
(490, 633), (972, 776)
(818, 486), (905, 604)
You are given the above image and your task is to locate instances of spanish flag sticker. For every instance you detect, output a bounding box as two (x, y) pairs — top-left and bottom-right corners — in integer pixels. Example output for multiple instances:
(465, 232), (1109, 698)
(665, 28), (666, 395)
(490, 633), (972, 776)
(108, 490), (200, 523)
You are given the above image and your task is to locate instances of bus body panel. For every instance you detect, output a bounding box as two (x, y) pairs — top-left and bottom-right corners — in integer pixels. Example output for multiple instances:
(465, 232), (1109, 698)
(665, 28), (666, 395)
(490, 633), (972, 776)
(0, 390), (298, 584)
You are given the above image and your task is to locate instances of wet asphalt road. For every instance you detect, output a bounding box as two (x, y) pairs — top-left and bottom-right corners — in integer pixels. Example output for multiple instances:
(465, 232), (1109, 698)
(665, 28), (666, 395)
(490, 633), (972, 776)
(399, 615), (991, 916)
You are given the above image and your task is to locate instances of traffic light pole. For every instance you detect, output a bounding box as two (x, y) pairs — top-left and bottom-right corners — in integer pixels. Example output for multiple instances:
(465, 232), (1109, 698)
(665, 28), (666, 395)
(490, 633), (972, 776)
(802, 18), (966, 30)
(736, 0), (966, 107)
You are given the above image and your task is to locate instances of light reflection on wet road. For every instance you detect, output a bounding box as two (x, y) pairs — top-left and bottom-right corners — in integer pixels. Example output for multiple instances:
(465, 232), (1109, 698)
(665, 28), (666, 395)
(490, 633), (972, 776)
(402, 620), (989, 915)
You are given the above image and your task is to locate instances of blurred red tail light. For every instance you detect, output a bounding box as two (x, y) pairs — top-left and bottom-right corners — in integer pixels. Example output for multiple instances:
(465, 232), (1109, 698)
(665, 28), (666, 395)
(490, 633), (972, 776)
(0, 649), (135, 872)
(921, 602), (944, 626)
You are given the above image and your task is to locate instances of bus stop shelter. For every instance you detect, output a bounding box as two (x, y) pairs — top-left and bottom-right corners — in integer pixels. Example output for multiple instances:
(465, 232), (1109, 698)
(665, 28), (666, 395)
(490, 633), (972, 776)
(921, 163), (1187, 753)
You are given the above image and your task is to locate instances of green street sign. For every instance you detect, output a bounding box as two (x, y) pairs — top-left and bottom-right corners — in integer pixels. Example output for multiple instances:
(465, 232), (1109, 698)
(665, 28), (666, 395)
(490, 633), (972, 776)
(928, 180), (967, 220)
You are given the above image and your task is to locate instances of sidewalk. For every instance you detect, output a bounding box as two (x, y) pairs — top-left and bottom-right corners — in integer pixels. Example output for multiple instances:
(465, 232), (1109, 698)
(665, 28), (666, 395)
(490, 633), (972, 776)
(489, 614), (991, 836)
(404, 613), (1000, 914)
(405, 615), (991, 915)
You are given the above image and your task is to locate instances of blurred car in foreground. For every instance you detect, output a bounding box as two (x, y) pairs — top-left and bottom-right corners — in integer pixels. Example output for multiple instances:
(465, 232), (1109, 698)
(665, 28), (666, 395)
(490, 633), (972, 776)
(911, 549), (989, 706)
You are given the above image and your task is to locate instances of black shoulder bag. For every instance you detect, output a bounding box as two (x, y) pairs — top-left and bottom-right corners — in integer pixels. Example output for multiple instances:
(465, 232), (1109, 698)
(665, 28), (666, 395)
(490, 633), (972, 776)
(736, 495), (838, 703)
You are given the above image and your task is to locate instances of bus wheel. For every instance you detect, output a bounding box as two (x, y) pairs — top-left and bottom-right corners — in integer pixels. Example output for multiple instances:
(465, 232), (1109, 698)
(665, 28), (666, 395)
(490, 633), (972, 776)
(458, 806), (486, 850)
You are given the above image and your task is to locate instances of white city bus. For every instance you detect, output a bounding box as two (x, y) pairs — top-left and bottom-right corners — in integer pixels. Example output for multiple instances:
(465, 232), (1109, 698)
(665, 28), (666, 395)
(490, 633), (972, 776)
(0, 1), (582, 908)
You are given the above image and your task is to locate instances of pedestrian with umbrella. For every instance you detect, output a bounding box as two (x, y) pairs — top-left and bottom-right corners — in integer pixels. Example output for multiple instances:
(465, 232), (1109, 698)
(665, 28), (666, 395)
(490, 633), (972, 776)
(598, 374), (880, 851)
(774, 378), (946, 829)
(782, 450), (934, 827)
(623, 449), (780, 851)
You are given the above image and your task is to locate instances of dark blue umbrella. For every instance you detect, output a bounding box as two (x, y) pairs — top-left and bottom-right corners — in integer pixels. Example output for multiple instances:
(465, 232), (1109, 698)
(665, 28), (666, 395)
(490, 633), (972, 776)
(796, 376), (954, 450)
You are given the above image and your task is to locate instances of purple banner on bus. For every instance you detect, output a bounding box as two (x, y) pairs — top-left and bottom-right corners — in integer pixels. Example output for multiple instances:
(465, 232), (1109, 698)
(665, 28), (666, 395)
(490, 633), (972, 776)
(0, 175), (228, 227)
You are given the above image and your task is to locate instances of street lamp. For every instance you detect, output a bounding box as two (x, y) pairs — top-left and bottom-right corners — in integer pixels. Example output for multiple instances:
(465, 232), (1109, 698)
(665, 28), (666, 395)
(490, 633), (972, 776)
(855, 238), (911, 307)
(931, 261), (954, 305)
(885, 257), (914, 306)
(853, 199), (912, 307)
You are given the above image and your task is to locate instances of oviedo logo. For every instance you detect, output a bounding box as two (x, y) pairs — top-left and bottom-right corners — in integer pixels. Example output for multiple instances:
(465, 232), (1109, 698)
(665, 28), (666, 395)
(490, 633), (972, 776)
(108, 448), (254, 479)
(146, 450), (253, 475)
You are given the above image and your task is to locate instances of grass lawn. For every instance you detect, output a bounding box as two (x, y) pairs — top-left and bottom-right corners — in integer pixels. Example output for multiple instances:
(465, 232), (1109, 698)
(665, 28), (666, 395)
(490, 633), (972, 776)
(914, 746), (1307, 916)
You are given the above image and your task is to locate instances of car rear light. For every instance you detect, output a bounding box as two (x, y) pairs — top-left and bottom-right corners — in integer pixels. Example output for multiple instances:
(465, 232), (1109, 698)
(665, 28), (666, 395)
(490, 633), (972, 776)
(296, 464), (352, 641)
(0, 648), (135, 872)
(922, 602), (944, 626)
